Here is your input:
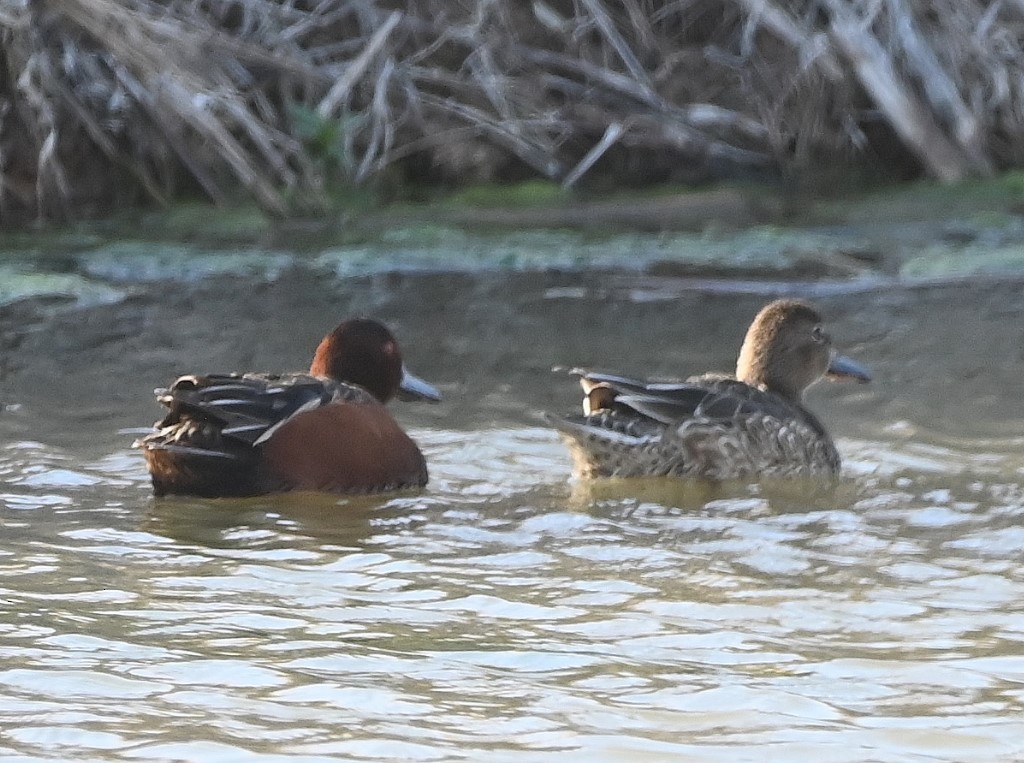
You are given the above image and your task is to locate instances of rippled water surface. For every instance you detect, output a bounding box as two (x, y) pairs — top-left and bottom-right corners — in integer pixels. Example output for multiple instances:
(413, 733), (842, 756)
(3, 270), (1024, 761)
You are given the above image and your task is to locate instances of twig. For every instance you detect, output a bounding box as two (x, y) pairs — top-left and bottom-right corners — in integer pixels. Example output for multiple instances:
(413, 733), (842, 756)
(562, 121), (625, 188)
(733, 0), (844, 80)
(357, 56), (395, 182)
(112, 64), (227, 205)
(51, 76), (169, 204)
(515, 45), (664, 110)
(578, 0), (662, 106)
(886, 0), (992, 174)
(156, 77), (288, 213)
(822, 0), (976, 182)
(317, 10), (402, 118)
(619, 0), (656, 51)
(416, 91), (562, 178)
(468, 44), (515, 122)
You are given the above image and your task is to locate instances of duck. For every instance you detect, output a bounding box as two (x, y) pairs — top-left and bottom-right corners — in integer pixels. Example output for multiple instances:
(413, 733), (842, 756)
(135, 317), (441, 497)
(546, 299), (870, 481)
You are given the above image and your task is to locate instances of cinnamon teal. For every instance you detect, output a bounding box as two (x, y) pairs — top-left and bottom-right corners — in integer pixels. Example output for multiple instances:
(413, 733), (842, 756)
(136, 318), (441, 497)
(546, 299), (870, 481)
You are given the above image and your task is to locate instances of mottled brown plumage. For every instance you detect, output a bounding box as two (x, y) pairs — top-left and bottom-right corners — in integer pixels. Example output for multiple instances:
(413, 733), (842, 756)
(547, 300), (870, 481)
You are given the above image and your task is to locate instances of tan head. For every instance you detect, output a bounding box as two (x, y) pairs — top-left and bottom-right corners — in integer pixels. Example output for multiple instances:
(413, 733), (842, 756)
(736, 300), (870, 401)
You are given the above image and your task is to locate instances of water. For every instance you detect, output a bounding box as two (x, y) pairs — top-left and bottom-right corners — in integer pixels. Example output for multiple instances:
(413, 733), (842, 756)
(3, 269), (1024, 761)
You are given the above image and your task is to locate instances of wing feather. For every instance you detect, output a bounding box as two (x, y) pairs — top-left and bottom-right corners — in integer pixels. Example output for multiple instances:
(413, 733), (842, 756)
(143, 372), (375, 450)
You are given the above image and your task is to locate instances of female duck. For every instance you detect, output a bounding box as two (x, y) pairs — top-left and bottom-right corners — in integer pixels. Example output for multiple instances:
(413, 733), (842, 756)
(136, 318), (440, 497)
(547, 300), (870, 480)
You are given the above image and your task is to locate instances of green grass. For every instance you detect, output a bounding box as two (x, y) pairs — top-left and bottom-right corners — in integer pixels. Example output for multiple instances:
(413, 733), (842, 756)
(812, 171), (1024, 226)
(444, 180), (568, 208)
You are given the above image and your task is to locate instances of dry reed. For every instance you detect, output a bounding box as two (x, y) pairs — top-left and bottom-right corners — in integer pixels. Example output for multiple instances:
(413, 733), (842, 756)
(1, 0), (1020, 222)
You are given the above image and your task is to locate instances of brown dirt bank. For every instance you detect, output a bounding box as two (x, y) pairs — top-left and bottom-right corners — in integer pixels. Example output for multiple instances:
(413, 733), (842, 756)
(402, 188), (777, 233)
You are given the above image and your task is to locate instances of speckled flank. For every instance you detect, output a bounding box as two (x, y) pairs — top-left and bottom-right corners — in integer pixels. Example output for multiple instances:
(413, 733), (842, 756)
(550, 407), (839, 481)
(547, 299), (868, 482)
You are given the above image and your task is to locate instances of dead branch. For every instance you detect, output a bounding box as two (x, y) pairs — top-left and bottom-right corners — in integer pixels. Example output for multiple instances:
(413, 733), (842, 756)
(823, 0), (982, 182)
(2, 0), (1022, 223)
(562, 121), (626, 188)
(734, 0), (844, 80)
(317, 10), (402, 118)
(885, 0), (992, 173)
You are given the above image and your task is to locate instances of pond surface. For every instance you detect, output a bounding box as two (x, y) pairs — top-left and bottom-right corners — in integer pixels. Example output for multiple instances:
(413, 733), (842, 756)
(3, 267), (1024, 761)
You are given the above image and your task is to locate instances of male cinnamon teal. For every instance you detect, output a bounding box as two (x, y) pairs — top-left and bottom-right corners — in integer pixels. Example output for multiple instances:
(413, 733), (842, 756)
(546, 299), (870, 481)
(135, 318), (441, 497)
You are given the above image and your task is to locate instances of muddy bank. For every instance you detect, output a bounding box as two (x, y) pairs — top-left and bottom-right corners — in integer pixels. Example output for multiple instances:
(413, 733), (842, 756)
(8, 174), (1024, 307)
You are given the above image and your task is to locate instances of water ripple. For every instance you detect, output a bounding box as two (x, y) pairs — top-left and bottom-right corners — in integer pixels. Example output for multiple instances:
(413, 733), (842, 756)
(3, 422), (1024, 761)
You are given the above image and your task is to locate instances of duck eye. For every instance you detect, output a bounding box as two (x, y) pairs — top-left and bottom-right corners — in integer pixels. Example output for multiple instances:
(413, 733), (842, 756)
(811, 325), (826, 343)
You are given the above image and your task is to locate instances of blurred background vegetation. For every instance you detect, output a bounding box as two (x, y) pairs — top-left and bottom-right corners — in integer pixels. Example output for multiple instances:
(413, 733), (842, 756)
(0, 0), (1019, 225)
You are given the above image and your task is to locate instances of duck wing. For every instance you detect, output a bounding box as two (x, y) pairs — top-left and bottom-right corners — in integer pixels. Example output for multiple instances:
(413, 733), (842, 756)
(142, 372), (375, 451)
(569, 369), (822, 433)
(551, 369), (837, 480)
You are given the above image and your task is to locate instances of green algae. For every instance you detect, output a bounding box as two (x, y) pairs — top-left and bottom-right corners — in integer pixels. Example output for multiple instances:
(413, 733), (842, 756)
(657, 226), (872, 273)
(901, 242), (1024, 278)
(74, 242), (296, 283)
(311, 224), (876, 278)
(11, 172), (1024, 292)
(314, 228), (604, 275)
(0, 266), (123, 308)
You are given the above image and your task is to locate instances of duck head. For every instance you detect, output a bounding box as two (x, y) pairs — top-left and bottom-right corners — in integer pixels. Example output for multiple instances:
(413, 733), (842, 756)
(310, 318), (441, 404)
(736, 300), (870, 401)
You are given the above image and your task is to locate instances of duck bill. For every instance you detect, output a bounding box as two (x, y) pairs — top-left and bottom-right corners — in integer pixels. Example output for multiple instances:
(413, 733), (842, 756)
(396, 366), (442, 402)
(826, 353), (872, 383)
